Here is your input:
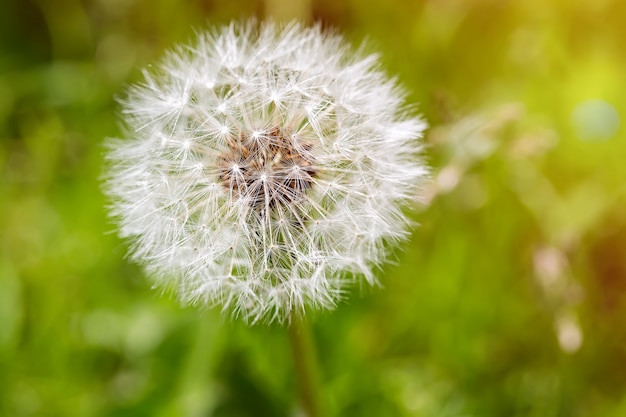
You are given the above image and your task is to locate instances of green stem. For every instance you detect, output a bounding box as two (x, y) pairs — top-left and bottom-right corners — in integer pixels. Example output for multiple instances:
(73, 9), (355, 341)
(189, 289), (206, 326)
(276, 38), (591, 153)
(288, 312), (323, 417)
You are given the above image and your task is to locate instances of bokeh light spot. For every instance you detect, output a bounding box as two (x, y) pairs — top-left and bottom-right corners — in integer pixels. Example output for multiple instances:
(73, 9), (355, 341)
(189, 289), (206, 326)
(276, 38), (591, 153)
(556, 314), (583, 354)
(570, 99), (620, 141)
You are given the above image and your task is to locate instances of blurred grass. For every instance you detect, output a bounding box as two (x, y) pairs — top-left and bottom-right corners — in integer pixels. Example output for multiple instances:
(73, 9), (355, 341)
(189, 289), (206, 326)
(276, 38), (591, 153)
(2, 0), (626, 416)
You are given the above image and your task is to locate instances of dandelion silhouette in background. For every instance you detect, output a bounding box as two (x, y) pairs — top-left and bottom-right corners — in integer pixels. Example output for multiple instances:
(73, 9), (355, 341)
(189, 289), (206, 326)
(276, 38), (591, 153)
(105, 21), (427, 324)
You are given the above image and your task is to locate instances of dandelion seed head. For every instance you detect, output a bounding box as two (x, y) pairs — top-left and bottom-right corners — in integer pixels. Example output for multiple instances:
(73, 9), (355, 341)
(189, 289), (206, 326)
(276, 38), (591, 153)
(105, 20), (428, 323)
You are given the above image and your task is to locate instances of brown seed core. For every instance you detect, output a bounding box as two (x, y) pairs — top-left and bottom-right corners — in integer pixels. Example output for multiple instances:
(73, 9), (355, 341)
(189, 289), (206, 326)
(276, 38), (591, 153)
(218, 127), (317, 209)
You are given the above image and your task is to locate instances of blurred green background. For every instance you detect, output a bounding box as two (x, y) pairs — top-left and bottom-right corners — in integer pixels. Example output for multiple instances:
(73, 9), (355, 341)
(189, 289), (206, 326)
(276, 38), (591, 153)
(2, 0), (626, 416)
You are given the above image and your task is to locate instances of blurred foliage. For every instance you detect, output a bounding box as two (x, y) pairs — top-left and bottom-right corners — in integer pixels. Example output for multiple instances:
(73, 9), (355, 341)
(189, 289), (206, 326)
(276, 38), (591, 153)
(2, 0), (626, 416)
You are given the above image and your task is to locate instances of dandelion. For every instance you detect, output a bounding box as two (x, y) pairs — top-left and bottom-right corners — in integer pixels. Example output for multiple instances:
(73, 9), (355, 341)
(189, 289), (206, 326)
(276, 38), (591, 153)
(105, 20), (427, 323)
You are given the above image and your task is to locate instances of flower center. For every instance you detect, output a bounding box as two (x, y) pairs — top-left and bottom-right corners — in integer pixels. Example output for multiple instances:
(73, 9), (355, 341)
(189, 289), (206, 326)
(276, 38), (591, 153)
(218, 127), (317, 209)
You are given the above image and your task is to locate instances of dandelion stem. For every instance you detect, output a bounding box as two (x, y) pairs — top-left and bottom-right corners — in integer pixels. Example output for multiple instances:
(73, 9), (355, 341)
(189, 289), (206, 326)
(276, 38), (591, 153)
(288, 312), (323, 417)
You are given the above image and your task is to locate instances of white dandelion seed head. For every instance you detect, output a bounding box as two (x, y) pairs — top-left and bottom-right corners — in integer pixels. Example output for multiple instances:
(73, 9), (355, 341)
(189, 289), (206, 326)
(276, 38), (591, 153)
(105, 20), (428, 324)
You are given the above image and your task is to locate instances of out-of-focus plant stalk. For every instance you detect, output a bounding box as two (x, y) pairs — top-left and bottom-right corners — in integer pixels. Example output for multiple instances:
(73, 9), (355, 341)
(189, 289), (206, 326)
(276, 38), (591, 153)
(264, 0), (312, 22)
(289, 313), (323, 417)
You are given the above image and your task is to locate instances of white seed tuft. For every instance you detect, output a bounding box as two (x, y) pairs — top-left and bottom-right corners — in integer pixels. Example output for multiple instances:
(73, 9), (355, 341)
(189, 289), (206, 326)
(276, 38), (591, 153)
(104, 20), (428, 324)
